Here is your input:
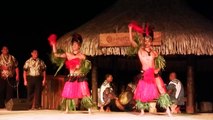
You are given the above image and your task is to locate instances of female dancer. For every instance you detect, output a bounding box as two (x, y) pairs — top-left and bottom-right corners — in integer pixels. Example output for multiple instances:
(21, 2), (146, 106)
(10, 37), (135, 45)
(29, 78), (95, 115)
(49, 33), (94, 114)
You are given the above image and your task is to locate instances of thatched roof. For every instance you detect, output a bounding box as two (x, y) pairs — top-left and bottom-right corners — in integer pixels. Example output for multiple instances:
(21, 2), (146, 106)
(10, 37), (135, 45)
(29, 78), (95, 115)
(57, 0), (213, 56)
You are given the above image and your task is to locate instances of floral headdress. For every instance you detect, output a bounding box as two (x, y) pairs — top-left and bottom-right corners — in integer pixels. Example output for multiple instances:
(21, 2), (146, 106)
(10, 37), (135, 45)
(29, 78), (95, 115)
(128, 21), (154, 41)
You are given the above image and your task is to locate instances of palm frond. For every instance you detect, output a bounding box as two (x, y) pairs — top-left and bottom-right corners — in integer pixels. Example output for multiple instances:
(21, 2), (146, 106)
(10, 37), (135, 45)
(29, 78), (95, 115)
(155, 55), (166, 70)
(79, 60), (92, 75)
(157, 94), (172, 109)
(127, 33), (141, 56)
(50, 49), (66, 76)
(81, 96), (96, 109)
(135, 100), (149, 110)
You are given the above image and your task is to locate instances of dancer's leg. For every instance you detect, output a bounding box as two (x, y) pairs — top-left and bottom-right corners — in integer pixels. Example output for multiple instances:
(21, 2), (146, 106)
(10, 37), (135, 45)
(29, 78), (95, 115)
(65, 100), (69, 113)
(140, 109), (145, 115)
(166, 107), (172, 117)
(155, 77), (166, 94)
(88, 108), (92, 114)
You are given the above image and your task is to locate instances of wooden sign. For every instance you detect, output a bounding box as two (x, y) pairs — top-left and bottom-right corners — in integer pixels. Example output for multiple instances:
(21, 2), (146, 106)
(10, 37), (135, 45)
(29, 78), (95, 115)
(99, 32), (162, 47)
(99, 33), (131, 47)
(152, 32), (162, 46)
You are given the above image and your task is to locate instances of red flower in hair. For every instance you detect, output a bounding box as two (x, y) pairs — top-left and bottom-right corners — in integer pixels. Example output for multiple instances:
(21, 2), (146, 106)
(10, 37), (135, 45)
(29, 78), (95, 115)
(48, 34), (57, 46)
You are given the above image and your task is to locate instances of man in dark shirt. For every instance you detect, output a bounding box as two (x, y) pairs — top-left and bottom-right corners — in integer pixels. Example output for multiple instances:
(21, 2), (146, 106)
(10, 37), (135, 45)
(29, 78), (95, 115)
(0, 46), (19, 108)
(167, 72), (185, 113)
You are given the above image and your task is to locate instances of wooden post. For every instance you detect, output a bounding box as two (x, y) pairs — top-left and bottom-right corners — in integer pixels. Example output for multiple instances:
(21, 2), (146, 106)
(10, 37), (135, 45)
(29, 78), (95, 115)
(186, 56), (195, 113)
(91, 59), (98, 107)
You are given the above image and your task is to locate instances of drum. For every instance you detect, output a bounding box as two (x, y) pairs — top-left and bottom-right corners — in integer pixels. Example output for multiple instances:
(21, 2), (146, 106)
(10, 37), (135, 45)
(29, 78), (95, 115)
(104, 91), (135, 112)
(118, 91), (134, 105)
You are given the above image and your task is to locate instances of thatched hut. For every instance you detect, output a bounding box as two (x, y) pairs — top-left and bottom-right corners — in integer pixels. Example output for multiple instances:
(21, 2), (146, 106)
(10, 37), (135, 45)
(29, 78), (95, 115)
(55, 0), (213, 113)
(57, 0), (213, 56)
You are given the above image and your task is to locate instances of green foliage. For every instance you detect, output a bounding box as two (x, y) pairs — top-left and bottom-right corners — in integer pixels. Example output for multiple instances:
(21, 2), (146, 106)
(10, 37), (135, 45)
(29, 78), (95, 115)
(135, 100), (150, 110)
(154, 55), (166, 70)
(127, 47), (139, 56)
(157, 94), (172, 109)
(81, 96), (96, 109)
(50, 49), (66, 77)
(58, 99), (76, 111)
(127, 33), (141, 56)
(134, 33), (141, 45)
(79, 60), (92, 75)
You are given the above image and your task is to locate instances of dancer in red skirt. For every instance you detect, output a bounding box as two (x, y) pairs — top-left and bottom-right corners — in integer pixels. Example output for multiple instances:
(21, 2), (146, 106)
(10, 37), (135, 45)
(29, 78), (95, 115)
(48, 33), (94, 114)
(128, 21), (172, 116)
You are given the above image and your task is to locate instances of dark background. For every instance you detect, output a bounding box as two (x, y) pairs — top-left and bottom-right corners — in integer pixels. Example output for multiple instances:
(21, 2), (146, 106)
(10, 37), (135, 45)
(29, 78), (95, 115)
(0, 0), (117, 73)
(0, 0), (212, 72)
(0, 0), (213, 102)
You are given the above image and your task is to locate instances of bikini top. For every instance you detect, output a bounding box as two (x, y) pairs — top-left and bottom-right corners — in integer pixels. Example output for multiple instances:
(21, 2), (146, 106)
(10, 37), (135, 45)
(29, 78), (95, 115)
(65, 58), (81, 70)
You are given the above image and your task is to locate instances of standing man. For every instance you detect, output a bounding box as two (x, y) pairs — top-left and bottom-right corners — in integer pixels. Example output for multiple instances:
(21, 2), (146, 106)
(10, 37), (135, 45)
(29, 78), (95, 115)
(167, 72), (185, 113)
(0, 46), (19, 108)
(23, 49), (46, 110)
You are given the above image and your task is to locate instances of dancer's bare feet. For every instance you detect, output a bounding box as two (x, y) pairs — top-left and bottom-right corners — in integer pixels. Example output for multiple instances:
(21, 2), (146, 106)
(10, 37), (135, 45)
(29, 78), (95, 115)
(140, 109), (144, 115)
(88, 108), (92, 114)
(65, 108), (69, 114)
(166, 107), (172, 117)
(64, 101), (69, 114)
(99, 106), (105, 112)
(106, 107), (111, 112)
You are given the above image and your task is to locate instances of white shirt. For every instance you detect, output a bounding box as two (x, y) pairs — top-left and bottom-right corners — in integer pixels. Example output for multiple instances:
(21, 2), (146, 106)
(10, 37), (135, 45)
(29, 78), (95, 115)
(100, 80), (113, 104)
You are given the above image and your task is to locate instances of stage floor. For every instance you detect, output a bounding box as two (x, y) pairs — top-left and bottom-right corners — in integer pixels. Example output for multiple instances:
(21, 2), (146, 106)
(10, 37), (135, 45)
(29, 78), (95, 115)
(0, 109), (213, 120)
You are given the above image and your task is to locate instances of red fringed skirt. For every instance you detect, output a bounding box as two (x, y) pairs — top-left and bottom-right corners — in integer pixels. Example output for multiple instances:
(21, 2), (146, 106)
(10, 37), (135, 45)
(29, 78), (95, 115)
(134, 68), (159, 102)
(62, 76), (91, 99)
